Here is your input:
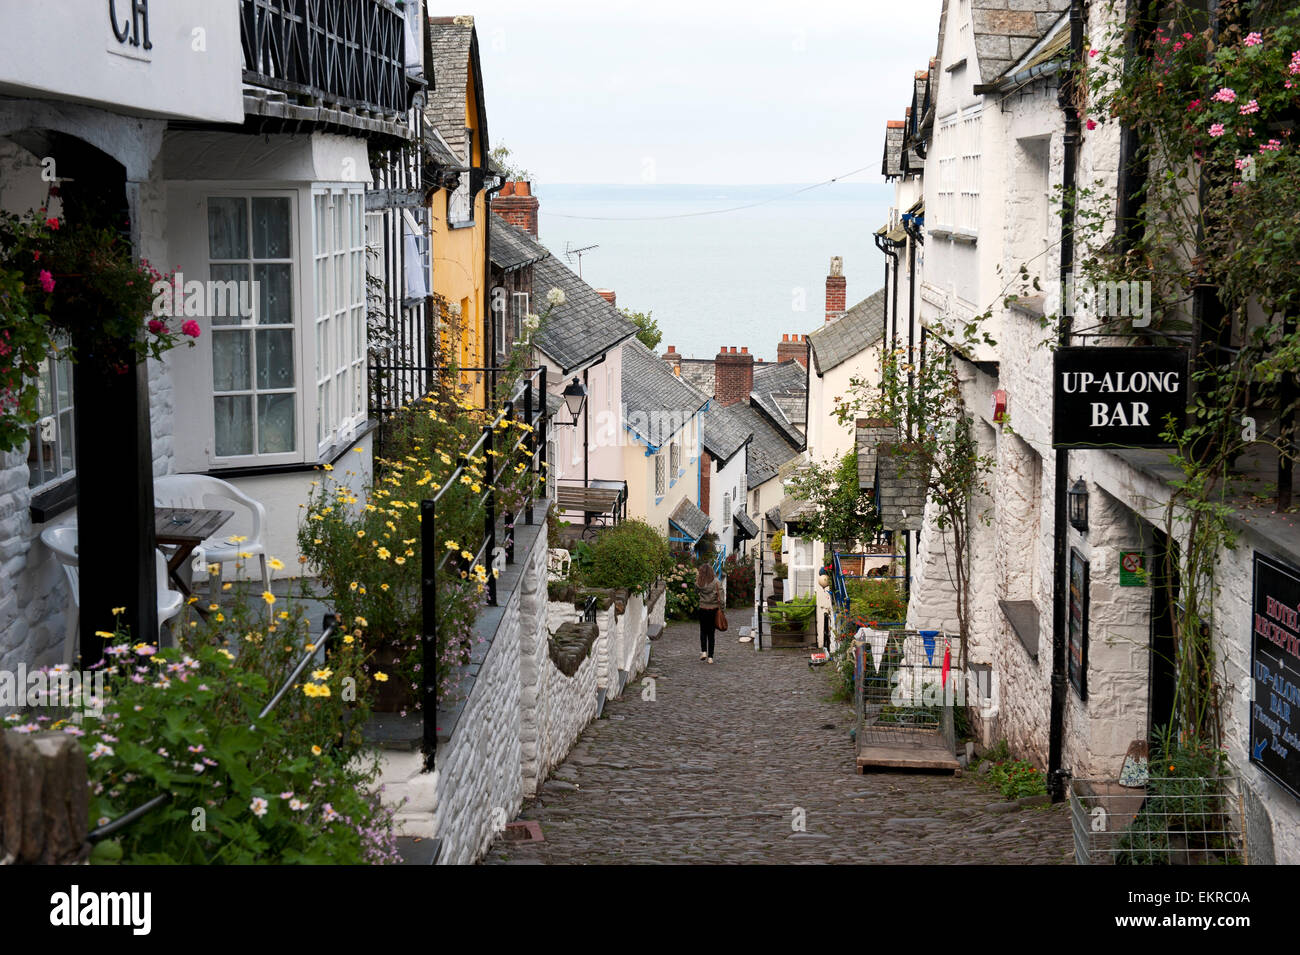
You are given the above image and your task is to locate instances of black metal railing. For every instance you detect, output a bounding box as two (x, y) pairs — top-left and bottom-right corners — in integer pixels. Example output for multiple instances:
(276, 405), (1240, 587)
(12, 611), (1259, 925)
(241, 0), (408, 117)
(422, 367), (548, 768)
(87, 616), (341, 844)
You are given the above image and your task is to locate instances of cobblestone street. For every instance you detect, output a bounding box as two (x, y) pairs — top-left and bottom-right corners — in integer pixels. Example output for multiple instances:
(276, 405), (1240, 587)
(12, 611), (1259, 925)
(485, 623), (1075, 864)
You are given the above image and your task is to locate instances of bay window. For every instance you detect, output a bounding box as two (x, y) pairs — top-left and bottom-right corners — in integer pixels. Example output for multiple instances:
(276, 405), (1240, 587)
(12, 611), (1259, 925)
(312, 186), (367, 455)
(207, 194), (297, 458)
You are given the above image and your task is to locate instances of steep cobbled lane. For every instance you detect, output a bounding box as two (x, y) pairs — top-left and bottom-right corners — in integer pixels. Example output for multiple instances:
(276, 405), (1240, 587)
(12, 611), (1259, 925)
(484, 623), (1074, 864)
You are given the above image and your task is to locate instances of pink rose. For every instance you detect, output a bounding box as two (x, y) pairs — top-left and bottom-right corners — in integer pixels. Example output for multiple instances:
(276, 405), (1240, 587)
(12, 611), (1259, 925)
(147, 319), (168, 335)
(1086, 119), (1097, 130)
(181, 320), (201, 338)
(38, 270), (55, 293)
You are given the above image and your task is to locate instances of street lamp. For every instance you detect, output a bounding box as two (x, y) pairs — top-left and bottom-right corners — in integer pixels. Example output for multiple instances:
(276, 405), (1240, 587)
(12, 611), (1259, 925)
(1068, 478), (1089, 533)
(557, 377), (587, 427)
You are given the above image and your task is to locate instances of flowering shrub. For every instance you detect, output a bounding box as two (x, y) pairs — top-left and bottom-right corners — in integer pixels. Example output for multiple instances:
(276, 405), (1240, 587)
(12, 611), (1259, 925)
(664, 561), (700, 619)
(5, 593), (400, 864)
(723, 553), (754, 607)
(0, 209), (197, 451)
(300, 386), (537, 705)
(581, 519), (672, 595)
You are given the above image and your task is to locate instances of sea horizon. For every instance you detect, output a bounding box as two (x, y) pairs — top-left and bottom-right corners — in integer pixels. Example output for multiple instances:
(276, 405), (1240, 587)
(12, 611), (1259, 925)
(533, 181), (894, 363)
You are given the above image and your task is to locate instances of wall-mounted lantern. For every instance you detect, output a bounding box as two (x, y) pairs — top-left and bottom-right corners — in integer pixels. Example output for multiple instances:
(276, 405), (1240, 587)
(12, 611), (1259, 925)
(1068, 478), (1089, 533)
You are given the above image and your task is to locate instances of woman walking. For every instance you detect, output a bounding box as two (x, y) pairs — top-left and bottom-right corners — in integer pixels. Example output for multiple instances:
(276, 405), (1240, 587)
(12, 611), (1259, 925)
(696, 562), (723, 664)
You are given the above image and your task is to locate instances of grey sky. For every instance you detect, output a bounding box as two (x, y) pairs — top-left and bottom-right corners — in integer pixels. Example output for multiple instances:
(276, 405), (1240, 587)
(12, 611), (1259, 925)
(473, 0), (945, 185)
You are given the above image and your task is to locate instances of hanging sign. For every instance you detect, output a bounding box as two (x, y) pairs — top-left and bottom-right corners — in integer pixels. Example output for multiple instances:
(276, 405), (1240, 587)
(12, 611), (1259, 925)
(1250, 553), (1300, 801)
(1119, 551), (1147, 587)
(1052, 347), (1188, 449)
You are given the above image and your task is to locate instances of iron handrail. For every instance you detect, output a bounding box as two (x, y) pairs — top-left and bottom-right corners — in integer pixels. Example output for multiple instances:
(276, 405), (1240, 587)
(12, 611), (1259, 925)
(423, 366), (548, 769)
(86, 616), (340, 844)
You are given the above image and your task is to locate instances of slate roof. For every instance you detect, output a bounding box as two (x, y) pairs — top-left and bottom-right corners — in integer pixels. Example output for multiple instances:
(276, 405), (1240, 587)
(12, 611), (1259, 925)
(751, 359), (807, 446)
(533, 255), (639, 374)
(876, 443), (928, 532)
(945, 0), (1071, 86)
(669, 497), (711, 542)
(622, 338), (708, 448)
(426, 17), (482, 163)
(766, 494), (818, 530)
(733, 508), (759, 541)
(678, 358), (716, 396)
(490, 216), (548, 272)
(855, 418), (898, 491)
(728, 401), (801, 489)
(424, 126), (465, 171)
(698, 400), (752, 466)
(808, 288), (887, 376)
(883, 121), (905, 179)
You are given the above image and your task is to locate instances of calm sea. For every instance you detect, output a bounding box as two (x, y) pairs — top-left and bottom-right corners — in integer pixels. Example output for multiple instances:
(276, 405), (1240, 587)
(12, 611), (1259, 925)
(535, 182), (893, 363)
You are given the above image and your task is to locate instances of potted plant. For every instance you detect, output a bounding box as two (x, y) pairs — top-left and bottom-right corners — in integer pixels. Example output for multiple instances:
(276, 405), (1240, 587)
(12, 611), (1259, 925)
(769, 593), (816, 637)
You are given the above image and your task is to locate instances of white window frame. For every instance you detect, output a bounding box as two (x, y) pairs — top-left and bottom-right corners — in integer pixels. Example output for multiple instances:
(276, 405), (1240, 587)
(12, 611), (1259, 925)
(204, 190), (303, 468)
(312, 184), (368, 457)
(655, 452), (665, 497)
(511, 292), (529, 342)
(448, 176), (471, 225)
(27, 349), (76, 491)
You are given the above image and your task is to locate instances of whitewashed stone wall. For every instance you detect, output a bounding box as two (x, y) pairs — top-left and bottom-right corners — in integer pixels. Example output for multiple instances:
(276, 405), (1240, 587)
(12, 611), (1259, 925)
(385, 503), (650, 864)
(0, 106), (175, 675)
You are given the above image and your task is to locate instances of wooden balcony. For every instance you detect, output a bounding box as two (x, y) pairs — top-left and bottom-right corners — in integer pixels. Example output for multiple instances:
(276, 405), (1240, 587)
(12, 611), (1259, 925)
(240, 0), (412, 133)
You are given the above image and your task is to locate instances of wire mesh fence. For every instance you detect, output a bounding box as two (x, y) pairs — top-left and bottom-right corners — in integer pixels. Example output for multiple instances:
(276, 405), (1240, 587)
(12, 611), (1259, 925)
(853, 628), (959, 756)
(1069, 776), (1246, 865)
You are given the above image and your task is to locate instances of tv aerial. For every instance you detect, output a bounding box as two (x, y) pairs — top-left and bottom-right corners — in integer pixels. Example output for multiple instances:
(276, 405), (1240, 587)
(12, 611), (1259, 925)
(564, 241), (598, 279)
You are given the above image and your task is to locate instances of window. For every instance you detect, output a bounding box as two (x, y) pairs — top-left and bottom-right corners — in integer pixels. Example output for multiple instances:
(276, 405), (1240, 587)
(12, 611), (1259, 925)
(723, 492), (731, 522)
(511, 292), (529, 344)
(312, 188), (367, 454)
(207, 194), (297, 459)
(26, 350), (75, 489)
(655, 453), (665, 497)
(670, 441), (680, 478)
(935, 112), (981, 234)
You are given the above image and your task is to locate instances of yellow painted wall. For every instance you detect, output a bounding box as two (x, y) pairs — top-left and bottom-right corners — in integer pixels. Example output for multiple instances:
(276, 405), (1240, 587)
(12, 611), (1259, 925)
(430, 60), (488, 405)
(431, 189), (487, 407)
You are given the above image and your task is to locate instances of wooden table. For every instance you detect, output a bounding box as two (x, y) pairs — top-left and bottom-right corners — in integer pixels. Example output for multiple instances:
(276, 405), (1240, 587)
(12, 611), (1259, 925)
(156, 507), (234, 617)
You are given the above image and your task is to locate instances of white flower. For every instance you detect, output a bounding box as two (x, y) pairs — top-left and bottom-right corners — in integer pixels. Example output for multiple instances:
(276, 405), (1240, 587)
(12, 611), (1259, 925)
(89, 742), (114, 760)
(546, 287), (566, 307)
(522, 313), (541, 332)
(250, 797), (269, 818)
(288, 798), (307, 811)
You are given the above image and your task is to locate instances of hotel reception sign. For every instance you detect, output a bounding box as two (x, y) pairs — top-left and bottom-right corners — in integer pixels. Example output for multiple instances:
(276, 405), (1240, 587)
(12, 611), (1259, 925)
(1251, 553), (1300, 801)
(1052, 347), (1188, 449)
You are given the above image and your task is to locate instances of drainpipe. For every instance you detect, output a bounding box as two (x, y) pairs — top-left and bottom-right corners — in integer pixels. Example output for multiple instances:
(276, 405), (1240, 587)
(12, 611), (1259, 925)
(483, 172), (505, 402)
(874, 232), (901, 396)
(1048, 0), (1084, 805)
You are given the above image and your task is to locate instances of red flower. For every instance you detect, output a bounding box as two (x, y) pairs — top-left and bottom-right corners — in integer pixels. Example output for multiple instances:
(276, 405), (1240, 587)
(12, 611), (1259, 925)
(147, 319), (168, 335)
(45, 217), (60, 230)
(1086, 119), (1097, 130)
(38, 270), (55, 293)
(181, 320), (201, 339)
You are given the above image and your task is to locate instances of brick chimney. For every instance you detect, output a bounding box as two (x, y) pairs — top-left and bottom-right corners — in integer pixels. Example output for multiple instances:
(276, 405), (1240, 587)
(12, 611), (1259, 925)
(826, 256), (845, 323)
(714, 346), (754, 407)
(778, 333), (809, 368)
(664, 344), (682, 376)
(596, 289), (616, 306)
(493, 180), (539, 236)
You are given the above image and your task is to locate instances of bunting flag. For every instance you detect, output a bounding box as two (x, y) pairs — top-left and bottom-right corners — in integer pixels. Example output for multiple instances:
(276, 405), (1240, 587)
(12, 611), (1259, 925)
(941, 637), (952, 688)
(868, 630), (889, 673)
(921, 630), (936, 665)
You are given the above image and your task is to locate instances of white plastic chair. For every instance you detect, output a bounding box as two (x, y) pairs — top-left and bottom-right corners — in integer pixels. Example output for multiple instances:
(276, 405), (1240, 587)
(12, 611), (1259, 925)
(154, 473), (271, 591)
(40, 525), (184, 665)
